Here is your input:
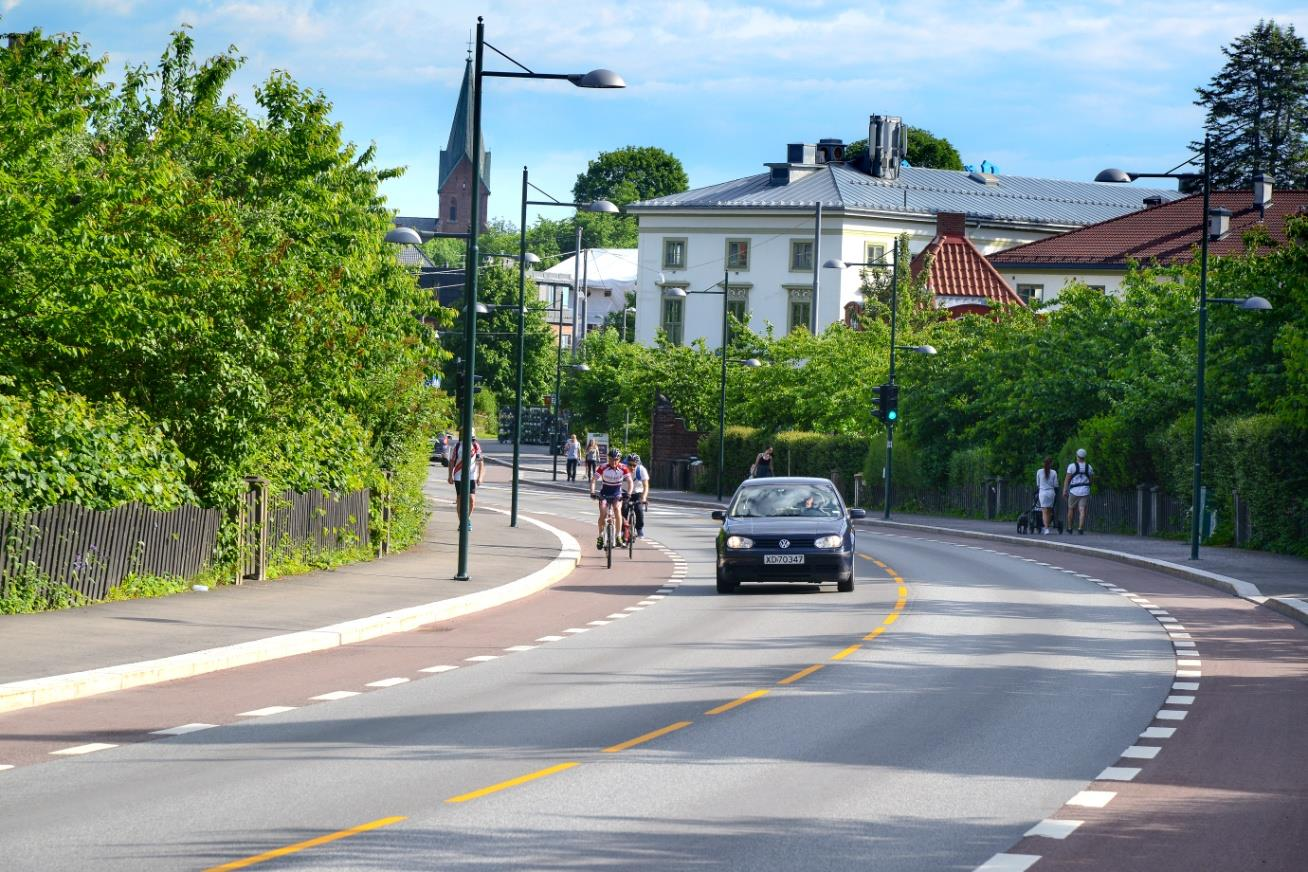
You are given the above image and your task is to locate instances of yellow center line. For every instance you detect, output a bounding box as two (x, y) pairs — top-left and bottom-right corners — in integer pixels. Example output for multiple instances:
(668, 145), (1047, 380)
(777, 663), (825, 685)
(864, 626), (886, 640)
(203, 816), (407, 871)
(445, 761), (580, 803)
(831, 643), (862, 661)
(604, 720), (693, 753)
(883, 612), (900, 625)
(705, 689), (769, 715)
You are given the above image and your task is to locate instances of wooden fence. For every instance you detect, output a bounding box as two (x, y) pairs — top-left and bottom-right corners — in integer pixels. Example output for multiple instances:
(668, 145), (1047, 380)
(0, 502), (222, 600)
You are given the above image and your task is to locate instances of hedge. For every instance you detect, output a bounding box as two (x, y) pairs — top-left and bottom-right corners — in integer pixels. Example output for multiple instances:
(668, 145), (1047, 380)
(698, 427), (869, 501)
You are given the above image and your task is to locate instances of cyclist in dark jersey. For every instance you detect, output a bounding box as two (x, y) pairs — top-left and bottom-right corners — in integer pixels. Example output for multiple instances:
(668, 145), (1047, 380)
(590, 448), (632, 550)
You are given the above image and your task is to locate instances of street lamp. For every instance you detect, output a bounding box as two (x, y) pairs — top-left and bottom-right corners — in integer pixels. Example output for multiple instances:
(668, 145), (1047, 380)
(517, 180), (618, 484)
(664, 276), (761, 500)
(453, 16), (623, 579)
(825, 250), (936, 518)
(1096, 135), (1271, 560)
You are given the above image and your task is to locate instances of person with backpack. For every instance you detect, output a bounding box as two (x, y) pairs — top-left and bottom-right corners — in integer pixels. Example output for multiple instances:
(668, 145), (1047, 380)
(447, 429), (484, 532)
(626, 453), (651, 538)
(1063, 448), (1094, 534)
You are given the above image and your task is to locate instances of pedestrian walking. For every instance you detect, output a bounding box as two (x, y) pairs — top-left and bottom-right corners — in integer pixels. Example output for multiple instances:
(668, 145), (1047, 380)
(564, 434), (581, 481)
(1064, 448), (1094, 534)
(750, 445), (774, 478)
(447, 429), (484, 532)
(585, 438), (599, 481)
(1036, 456), (1059, 535)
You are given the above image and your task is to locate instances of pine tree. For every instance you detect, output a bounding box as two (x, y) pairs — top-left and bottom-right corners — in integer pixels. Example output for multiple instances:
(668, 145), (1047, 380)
(1194, 20), (1308, 188)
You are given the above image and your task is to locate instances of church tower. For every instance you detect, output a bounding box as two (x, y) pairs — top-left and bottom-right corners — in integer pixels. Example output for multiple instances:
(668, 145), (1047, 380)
(437, 54), (491, 235)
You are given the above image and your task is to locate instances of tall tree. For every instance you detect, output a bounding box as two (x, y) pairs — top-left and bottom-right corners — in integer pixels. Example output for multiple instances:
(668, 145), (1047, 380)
(572, 146), (687, 248)
(1195, 19), (1308, 188)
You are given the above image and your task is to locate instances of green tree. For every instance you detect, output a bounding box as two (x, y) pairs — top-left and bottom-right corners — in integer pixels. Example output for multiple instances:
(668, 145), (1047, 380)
(844, 127), (965, 171)
(1195, 19), (1308, 187)
(572, 145), (687, 248)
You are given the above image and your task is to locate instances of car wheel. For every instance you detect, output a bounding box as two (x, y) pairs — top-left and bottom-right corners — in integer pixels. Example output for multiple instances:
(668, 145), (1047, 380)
(837, 574), (854, 593)
(716, 570), (738, 594)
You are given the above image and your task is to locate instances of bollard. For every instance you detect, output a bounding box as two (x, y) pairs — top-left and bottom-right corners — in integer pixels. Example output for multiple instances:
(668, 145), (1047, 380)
(1136, 484), (1148, 537)
(240, 476), (268, 583)
(379, 470), (393, 557)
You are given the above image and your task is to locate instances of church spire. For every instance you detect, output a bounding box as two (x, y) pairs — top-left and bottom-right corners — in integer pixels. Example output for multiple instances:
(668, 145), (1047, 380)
(438, 54), (491, 196)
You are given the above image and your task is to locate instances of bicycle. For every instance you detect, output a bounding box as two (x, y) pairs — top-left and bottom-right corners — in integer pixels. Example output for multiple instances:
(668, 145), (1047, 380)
(591, 493), (620, 568)
(622, 495), (637, 559)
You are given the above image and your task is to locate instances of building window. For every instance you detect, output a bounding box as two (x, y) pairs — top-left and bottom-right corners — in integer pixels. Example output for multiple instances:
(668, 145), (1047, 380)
(866, 243), (887, 265)
(725, 286), (749, 339)
(561, 333), (572, 349)
(1088, 285), (1106, 293)
(662, 238), (687, 270)
(790, 240), (813, 272)
(1017, 284), (1043, 304)
(449, 202), (457, 222)
(661, 294), (684, 345)
(725, 238), (750, 270)
(787, 288), (813, 334)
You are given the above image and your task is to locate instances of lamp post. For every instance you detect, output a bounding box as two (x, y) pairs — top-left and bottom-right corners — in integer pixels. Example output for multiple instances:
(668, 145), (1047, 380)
(451, 16), (622, 580)
(825, 249), (936, 518)
(1095, 135), (1270, 560)
(664, 273), (761, 500)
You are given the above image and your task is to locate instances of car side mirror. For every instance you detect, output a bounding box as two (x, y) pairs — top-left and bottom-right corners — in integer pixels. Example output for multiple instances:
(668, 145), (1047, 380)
(711, 510), (725, 521)
(848, 508), (866, 519)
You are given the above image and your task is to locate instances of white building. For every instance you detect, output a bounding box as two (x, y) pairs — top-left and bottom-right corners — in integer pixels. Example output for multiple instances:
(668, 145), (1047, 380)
(539, 248), (638, 339)
(629, 116), (1178, 347)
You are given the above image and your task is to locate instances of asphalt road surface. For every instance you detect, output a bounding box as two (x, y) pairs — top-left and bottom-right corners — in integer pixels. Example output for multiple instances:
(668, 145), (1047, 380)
(0, 477), (1303, 871)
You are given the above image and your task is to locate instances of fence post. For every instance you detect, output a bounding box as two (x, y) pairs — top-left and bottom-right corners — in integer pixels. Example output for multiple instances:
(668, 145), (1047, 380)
(1232, 490), (1247, 546)
(1149, 486), (1161, 537)
(853, 473), (863, 507)
(1136, 484), (1148, 537)
(984, 477), (996, 519)
(379, 470), (393, 557)
(241, 476), (268, 583)
(995, 477), (1005, 518)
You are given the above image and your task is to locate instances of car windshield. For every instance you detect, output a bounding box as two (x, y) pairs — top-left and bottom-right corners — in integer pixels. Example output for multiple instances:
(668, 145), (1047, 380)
(729, 484), (843, 518)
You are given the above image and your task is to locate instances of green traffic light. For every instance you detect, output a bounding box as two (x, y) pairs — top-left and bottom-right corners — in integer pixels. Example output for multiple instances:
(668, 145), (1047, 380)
(886, 410), (898, 421)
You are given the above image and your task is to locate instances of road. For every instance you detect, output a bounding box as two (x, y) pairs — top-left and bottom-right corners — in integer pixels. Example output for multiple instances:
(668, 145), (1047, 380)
(0, 470), (1304, 871)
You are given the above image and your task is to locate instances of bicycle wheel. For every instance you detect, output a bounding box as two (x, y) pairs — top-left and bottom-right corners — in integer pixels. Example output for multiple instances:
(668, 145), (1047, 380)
(605, 516), (613, 569)
(627, 506), (635, 559)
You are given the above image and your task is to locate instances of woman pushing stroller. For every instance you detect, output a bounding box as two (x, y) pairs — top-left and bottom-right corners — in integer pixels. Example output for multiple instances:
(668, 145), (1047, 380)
(1036, 457), (1059, 535)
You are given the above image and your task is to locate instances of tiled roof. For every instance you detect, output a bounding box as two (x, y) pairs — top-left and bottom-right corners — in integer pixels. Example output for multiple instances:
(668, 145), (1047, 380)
(630, 163), (1180, 228)
(989, 190), (1308, 266)
(912, 226), (1023, 307)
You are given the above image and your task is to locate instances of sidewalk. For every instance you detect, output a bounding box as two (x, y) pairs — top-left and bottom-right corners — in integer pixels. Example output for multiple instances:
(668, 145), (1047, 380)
(499, 449), (1307, 617)
(0, 463), (578, 712)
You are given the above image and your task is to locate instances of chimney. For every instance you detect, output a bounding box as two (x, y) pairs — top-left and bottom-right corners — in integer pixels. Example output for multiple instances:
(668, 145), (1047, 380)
(1253, 172), (1273, 218)
(1142, 195), (1164, 207)
(936, 211), (967, 237)
(868, 115), (906, 180)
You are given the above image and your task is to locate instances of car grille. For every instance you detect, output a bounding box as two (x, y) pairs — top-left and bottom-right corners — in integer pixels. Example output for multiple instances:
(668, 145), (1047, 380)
(751, 536), (817, 549)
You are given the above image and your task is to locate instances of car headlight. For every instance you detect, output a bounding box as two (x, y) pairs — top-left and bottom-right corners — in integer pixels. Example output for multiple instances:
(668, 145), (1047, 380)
(725, 535), (754, 549)
(814, 535), (843, 549)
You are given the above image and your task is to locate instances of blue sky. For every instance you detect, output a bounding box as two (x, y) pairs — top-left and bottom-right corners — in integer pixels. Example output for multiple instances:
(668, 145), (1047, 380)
(5, 0), (1306, 228)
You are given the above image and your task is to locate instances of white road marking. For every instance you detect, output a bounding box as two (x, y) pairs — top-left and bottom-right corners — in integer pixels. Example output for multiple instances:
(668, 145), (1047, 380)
(1067, 790), (1116, 808)
(1177, 658), (1202, 666)
(310, 691), (360, 702)
(1025, 819), (1083, 840)
(1148, 609), (1169, 615)
(51, 743), (119, 756)
(238, 706), (297, 717)
(606, 613), (630, 619)
(1165, 695), (1196, 705)
(647, 594), (666, 599)
(638, 599), (657, 605)
(0, 765), (12, 772)
(464, 655), (499, 662)
(536, 635), (566, 642)
(1157, 617), (1179, 623)
(504, 645), (537, 652)
(1121, 745), (1161, 759)
(419, 665), (459, 673)
(1098, 766), (1142, 781)
(151, 723), (218, 735)
(562, 627), (589, 634)
(975, 853), (1042, 871)
(367, 678), (410, 688)
(1168, 632), (1193, 639)
(623, 606), (644, 612)
(1173, 640), (1198, 648)
(656, 588), (673, 594)
(1176, 670), (1203, 678)
(1141, 726), (1177, 739)
(1172, 682), (1200, 691)
(587, 620), (611, 626)
(1156, 709), (1188, 720)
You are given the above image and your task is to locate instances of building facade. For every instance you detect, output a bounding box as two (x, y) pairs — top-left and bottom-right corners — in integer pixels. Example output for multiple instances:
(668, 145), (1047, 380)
(629, 115), (1178, 348)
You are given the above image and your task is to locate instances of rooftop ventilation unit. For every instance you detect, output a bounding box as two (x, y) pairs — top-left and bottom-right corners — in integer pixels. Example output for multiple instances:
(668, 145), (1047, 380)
(868, 115), (905, 181)
(967, 171), (1000, 186)
(1142, 195), (1164, 207)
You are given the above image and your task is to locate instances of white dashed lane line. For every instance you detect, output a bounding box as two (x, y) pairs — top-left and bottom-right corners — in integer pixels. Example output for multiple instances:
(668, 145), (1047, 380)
(310, 691), (360, 701)
(151, 722), (219, 735)
(50, 743), (118, 756)
(366, 677), (410, 688)
(238, 706), (297, 718)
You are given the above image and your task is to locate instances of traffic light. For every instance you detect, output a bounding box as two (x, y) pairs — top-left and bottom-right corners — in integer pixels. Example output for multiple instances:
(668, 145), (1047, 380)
(883, 383), (899, 423)
(872, 384), (884, 421)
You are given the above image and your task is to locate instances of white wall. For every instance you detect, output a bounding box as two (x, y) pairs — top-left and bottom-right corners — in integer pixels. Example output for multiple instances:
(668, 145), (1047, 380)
(992, 268), (1128, 303)
(634, 209), (1062, 347)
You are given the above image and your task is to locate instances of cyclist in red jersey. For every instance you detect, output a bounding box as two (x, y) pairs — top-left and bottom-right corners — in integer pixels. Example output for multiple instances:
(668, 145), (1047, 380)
(590, 448), (632, 550)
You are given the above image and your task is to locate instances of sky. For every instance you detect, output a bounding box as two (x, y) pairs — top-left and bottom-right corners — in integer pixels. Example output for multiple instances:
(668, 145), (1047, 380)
(5, 0), (1307, 229)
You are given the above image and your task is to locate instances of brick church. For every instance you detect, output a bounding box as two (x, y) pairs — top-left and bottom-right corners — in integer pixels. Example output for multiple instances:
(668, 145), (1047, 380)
(436, 53), (490, 236)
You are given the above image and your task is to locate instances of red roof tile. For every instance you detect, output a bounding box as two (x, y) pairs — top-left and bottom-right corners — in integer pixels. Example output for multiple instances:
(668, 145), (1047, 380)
(989, 190), (1307, 266)
(912, 231), (1025, 307)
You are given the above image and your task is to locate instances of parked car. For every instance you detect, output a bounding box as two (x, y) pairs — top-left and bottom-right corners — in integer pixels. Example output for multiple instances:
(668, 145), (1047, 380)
(432, 432), (452, 465)
(712, 477), (865, 594)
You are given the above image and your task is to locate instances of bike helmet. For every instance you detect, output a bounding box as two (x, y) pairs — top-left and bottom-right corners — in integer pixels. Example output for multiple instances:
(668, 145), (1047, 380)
(608, 448), (621, 459)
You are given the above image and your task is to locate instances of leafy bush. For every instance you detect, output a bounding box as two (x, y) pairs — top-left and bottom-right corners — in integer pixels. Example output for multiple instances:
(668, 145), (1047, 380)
(1207, 414), (1308, 555)
(699, 427), (868, 501)
(947, 446), (992, 491)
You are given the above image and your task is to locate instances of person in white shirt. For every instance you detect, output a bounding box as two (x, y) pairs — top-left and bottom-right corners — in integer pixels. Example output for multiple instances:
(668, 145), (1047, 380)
(1035, 456), (1060, 535)
(626, 453), (651, 538)
(1064, 448), (1094, 534)
(564, 434), (580, 481)
(447, 430), (484, 531)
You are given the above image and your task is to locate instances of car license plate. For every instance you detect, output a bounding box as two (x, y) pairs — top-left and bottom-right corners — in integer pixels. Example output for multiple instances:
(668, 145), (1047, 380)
(764, 554), (804, 565)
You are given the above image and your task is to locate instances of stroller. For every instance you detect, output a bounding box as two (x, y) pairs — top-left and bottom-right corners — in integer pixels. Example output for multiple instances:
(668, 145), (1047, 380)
(1017, 490), (1064, 535)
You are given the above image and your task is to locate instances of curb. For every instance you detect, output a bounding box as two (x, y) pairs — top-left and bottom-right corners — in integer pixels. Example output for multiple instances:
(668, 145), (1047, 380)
(858, 518), (1308, 629)
(0, 511), (581, 716)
